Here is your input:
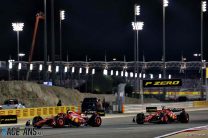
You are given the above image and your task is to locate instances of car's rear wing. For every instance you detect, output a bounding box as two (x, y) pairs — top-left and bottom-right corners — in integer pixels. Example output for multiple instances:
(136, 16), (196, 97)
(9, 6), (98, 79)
(168, 108), (185, 112)
(146, 107), (157, 113)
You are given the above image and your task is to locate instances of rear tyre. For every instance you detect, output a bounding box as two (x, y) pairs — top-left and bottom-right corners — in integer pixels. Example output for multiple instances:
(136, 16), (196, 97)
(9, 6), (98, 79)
(32, 116), (43, 128)
(88, 114), (102, 127)
(179, 112), (189, 123)
(56, 117), (65, 128)
(136, 113), (145, 124)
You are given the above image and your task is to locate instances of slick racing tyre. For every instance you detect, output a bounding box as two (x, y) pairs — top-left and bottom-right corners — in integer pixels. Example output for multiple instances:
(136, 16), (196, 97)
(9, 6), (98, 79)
(56, 117), (65, 128)
(179, 112), (189, 123)
(88, 114), (102, 127)
(136, 113), (145, 124)
(94, 116), (102, 127)
(32, 116), (43, 128)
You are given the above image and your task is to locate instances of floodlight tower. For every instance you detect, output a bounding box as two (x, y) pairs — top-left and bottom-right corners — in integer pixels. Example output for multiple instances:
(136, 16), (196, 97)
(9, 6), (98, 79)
(59, 10), (65, 61)
(201, 1), (206, 98)
(163, 0), (168, 80)
(12, 22), (24, 80)
(162, 0), (168, 99)
(59, 10), (65, 85)
(134, 5), (140, 66)
(133, 5), (140, 94)
(132, 21), (144, 102)
(12, 23), (24, 62)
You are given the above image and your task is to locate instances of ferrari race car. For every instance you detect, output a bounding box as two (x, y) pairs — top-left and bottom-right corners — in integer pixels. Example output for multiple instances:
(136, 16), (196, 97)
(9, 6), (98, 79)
(133, 106), (189, 124)
(27, 110), (102, 128)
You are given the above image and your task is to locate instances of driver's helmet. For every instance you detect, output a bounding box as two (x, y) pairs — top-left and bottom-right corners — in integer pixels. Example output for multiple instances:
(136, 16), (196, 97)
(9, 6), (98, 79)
(67, 110), (73, 114)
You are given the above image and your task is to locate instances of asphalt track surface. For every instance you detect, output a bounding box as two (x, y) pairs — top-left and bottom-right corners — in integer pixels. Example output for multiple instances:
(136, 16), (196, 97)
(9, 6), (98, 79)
(3, 110), (208, 138)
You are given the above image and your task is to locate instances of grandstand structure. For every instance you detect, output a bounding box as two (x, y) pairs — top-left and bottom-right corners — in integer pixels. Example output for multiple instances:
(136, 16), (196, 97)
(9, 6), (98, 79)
(0, 60), (207, 100)
(0, 60), (207, 84)
(1, 60), (206, 71)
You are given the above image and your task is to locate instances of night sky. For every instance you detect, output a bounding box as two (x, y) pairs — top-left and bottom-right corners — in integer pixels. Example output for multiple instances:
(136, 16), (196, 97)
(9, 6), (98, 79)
(0, 0), (207, 62)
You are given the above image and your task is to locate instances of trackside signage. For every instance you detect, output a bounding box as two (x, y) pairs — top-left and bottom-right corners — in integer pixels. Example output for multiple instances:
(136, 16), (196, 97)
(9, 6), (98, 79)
(143, 79), (182, 87)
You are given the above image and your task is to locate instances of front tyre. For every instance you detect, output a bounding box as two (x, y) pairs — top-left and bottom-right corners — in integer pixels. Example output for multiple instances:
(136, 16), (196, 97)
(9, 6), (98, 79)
(136, 113), (145, 124)
(32, 116), (43, 128)
(179, 112), (189, 123)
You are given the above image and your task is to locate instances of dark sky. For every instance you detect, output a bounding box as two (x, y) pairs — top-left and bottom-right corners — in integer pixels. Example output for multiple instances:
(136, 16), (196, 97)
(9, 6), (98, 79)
(0, 0), (207, 62)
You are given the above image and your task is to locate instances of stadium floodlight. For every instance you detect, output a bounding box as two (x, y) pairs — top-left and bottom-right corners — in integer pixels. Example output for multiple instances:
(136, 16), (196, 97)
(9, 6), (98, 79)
(135, 5), (140, 16)
(92, 69), (95, 75)
(103, 69), (108, 75)
(12, 22), (24, 62)
(139, 73), (142, 78)
(8, 60), (14, 70)
(121, 71), (124, 77)
(18, 53), (25, 57)
(168, 74), (171, 79)
(79, 68), (82, 74)
(64, 66), (68, 73)
(111, 70), (113, 76)
(39, 64), (43, 71)
(143, 74), (146, 79)
(18, 53), (25, 61)
(72, 67), (75, 73)
(86, 67), (89, 74)
(132, 22), (144, 31)
(12, 23), (24, 31)
(135, 73), (138, 78)
(60, 10), (65, 20)
(116, 70), (119, 76)
(202, 1), (207, 12)
(150, 74), (153, 79)
(56, 66), (59, 73)
(48, 65), (52, 72)
(125, 71), (128, 77)
(9, 62), (12, 69)
(30, 64), (33, 71)
(123, 65), (128, 69)
(163, 0), (168, 7)
(59, 10), (65, 62)
(18, 63), (22, 70)
(159, 74), (162, 79)
(130, 72), (134, 78)
(193, 53), (201, 57)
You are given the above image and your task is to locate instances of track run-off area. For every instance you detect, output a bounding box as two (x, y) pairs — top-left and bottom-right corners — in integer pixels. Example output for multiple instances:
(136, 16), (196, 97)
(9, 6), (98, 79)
(2, 109), (207, 138)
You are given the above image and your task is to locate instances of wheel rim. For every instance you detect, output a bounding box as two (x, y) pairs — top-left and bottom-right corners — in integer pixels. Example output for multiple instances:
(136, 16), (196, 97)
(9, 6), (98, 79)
(58, 119), (64, 126)
(96, 118), (101, 125)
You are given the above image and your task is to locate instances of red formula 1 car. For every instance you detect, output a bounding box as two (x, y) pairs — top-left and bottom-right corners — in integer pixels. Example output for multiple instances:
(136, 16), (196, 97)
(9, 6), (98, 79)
(29, 111), (102, 128)
(133, 107), (189, 124)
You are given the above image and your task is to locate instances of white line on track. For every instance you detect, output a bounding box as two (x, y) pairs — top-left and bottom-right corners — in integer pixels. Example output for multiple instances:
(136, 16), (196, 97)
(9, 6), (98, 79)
(155, 125), (208, 138)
